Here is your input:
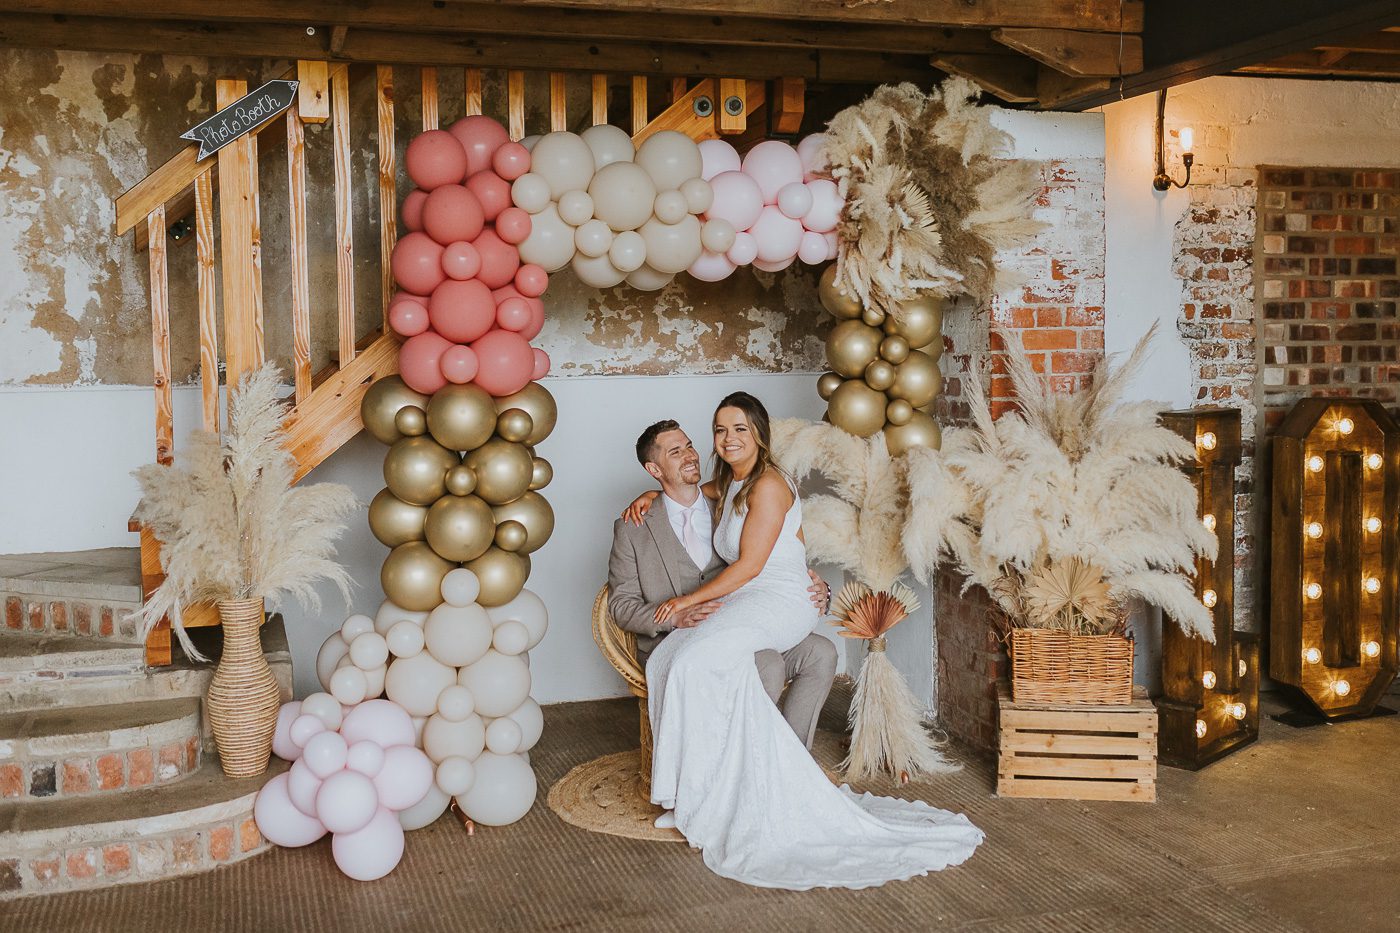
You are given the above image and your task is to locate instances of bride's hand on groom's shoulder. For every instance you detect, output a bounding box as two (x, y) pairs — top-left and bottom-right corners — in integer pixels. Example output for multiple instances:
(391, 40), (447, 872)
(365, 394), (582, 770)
(622, 490), (660, 525)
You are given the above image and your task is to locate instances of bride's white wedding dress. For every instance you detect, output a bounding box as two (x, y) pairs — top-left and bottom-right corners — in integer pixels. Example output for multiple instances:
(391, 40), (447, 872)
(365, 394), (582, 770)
(646, 479), (984, 890)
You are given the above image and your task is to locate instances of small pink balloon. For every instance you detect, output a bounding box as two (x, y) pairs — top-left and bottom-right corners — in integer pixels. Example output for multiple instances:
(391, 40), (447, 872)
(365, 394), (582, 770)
(466, 170), (513, 222)
(496, 296), (533, 332)
(272, 701), (304, 762)
(391, 232), (446, 296)
(405, 129), (468, 191)
(802, 178), (843, 234)
(289, 713), (326, 749)
(402, 189), (429, 232)
(750, 205), (804, 263)
(473, 228), (521, 290)
(687, 249), (738, 282)
(422, 184), (485, 245)
(429, 278), (496, 344)
(341, 699), (417, 748)
(698, 138), (741, 182)
(448, 115), (511, 177)
(373, 745), (434, 812)
(777, 182), (813, 220)
(823, 230), (839, 261)
(797, 133), (831, 182)
(440, 345), (480, 384)
(471, 328), (535, 397)
(394, 292), (429, 307)
(706, 171), (764, 232)
(531, 347), (551, 381)
(494, 207), (532, 246)
(331, 806), (405, 882)
(441, 241), (482, 281)
(399, 331), (453, 394)
(513, 263), (548, 298)
(798, 230), (829, 265)
(316, 769), (380, 835)
(255, 773), (328, 848)
(388, 298), (430, 338)
(752, 255), (795, 272)
(491, 141), (532, 182)
(491, 285), (543, 339)
(741, 139), (804, 205)
(726, 231), (758, 266)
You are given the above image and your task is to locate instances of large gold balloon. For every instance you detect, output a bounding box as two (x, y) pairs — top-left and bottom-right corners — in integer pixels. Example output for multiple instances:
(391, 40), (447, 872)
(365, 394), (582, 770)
(384, 436), (459, 506)
(826, 379), (887, 438)
(361, 376), (429, 446)
(496, 408), (534, 444)
(394, 406), (427, 438)
(826, 320), (882, 379)
(381, 542), (454, 612)
(818, 265), (862, 319)
(864, 359), (896, 392)
(491, 491), (555, 555)
(445, 464), (478, 497)
(885, 294), (944, 349)
(884, 410), (941, 456)
(880, 335), (910, 365)
(816, 371), (843, 401)
(494, 383), (557, 447)
(368, 488), (428, 547)
(426, 383), (497, 453)
(424, 494), (494, 562)
(464, 438), (534, 505)
(494, 520), (528, 553)
(529, 457), (553, 491)
(889, 350), (942, 408)
(466, 547), (531, 607)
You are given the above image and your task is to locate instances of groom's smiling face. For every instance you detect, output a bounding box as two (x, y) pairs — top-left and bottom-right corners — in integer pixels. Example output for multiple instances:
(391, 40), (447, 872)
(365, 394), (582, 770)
(646, 428), (702, 488)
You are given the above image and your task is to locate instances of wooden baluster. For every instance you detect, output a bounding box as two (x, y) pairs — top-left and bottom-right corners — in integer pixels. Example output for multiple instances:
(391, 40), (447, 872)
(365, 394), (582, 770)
(147, 205), (173, 465)
(376, 65), (397, 326)
(287, 107), (312, 403)
(332, 64), (355, 368)
(508, 70), (525, 140)
(591, 74), (608, 126)
(671, 78), (687, 103)
(550, 72), (567, 132)
(718, 77), (747, 134)
(631, 76), (648, 134)
(216, 78), (264, 388)
(465, 68), (483, 116)
(194, 169), (219, 428)
(421, 66), (439, 130)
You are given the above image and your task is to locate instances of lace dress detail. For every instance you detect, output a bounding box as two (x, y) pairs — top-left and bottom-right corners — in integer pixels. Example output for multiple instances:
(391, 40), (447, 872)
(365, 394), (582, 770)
(645, 479), (984, 890)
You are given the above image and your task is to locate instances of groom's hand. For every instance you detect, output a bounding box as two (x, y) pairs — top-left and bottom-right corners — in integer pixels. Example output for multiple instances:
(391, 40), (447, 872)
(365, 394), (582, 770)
(807, 569), (832, 614)
(673, 600), (721, 629)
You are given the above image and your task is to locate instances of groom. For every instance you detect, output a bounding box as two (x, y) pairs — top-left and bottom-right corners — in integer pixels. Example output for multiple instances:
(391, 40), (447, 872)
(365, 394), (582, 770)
(608, 419), (837, 749)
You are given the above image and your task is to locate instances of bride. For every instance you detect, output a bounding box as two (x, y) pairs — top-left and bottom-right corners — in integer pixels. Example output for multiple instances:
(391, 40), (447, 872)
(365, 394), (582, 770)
(624, 391), (983, 890)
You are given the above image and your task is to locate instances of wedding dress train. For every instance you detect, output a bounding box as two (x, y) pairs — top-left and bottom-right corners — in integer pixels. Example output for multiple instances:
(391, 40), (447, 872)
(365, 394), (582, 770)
(646, 480), (984, 890)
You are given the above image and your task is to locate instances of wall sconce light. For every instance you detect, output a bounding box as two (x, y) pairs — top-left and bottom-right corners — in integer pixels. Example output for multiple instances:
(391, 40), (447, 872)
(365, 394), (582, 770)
(1152, 89), (1193, 191)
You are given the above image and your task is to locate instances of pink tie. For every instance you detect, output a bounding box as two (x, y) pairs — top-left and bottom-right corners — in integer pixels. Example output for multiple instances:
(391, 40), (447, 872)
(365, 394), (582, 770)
(681, 507), (706, 569)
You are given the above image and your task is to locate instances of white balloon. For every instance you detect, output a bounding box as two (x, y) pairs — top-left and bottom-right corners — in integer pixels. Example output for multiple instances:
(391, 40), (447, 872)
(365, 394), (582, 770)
(801, 178), (842, 234)
(571, 251), (628, 289)
(272, 701), (304, 761)
(329, 665), (368, 706)
(777, 181), (813, 220)
(635, 130), (703, 191)
(346, 740), (386, 778)
(289, 713), (327, 749)
(316, 633), (350, 692)
(484, 716), (522, 755)
(362, 664), (386, 701)
(529, 132), (596, 198)
(455, 752), (536, 826)
(436, 684), (477, 721)
(385, 619), (425, 659)
(300, 692), (343, 731)
(653, 190), (688, 225)
(315, 769), (379, 835)
(700, 218), (736, 254)
(458, 650), (532, 719)
(287, 757), (323, 817)
(510, 172), (552, 214)
(374, 600), (428, 636)
(384, 651), (458, 717)
(439, 568), (481, 608)
(580, 123), (635, 169)
(518, 202), (577, 273)
(422, 712), (486, 763)
(341, 698), (417, 748)
(640, 215), (703, 275)
(574, 218), (614, 258)
(411, 716), (427, 745)
(435, 756), (477, 796)
(506, 698), (544, 752)
(726, 231), (759, 266)
(492, 619), (530, 656)
(332, 806), (405, 881)
(254, 773), (327, 847)
(373, 745), (435, 812)
(589, 161), (657, 232)
(680, 177), (713, 215)
(423, 602), (493, 668)
(397, 783), (450, 831)
(608, 230), (647, 273)
(341, 613), (375, 643)
(519, 134), (541, 153)
(349, 631), (389, 670)
(557, 189), (595, 226)
(302, 730), (349, 779)
(487, 588), (550, 650)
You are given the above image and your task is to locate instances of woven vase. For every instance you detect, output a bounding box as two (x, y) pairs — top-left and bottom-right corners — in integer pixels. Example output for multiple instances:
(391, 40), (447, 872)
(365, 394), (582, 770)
(207, 597), (281, 778)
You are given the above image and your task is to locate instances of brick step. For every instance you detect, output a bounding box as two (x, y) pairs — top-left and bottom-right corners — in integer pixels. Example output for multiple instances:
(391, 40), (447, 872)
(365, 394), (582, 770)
(0, 698), (203, 802)
(1, 548), (145, 646)
(0, 756), (284, 899)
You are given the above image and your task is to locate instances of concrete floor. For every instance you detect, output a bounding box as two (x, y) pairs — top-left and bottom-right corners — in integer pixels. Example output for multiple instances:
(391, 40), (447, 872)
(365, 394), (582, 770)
(3, 688), (1397, 932)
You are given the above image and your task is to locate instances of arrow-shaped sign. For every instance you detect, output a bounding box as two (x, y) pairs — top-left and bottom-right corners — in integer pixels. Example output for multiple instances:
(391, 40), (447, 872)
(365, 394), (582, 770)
(180, 79), (300, 161)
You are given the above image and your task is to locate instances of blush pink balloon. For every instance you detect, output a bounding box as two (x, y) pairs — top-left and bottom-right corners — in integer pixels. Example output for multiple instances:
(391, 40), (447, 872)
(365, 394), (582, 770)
(471, 329), (535, 397)
(331, 806), (405, 882)
(373, 745), (434, 812)
(440, 345), (480, 384)
(399, 331), (453, 395)
(752, 255), (795, 272)
(441, 241), (482, 281)
(402, 189), (428, 232)
(255, 773), (328, 848)
(531, 347), (551, 381)
(741, 139), (804, 205)
(513, 263), (548, 298)
(797, 230), (829, 265)
(429, 279), (496, 344)
(405, 130), (468, 191)
(801, 178), (842, 234)
(491, 141), (532, 182)
(388, 297), (430, 338)
(750, 205), (804, 263)
(496, 296), (533, 332)
(422, 185), (485, 245)
(466, 171), (512, 222)
(494, 207), (532, 246)
(272, 701), (304, 762)
(687, 249), (737, 282)
(797, 133), (830, 182)
(726, 231), (758, 266)
(473, 229), (521, 290)
(391, 232), (446, 296)
(706, 171), (764, 232)
(698, 138), (741, 182)
(448, 115), (511, 177)
(823, 230), (839, 261)
(341, 700), (417, 749)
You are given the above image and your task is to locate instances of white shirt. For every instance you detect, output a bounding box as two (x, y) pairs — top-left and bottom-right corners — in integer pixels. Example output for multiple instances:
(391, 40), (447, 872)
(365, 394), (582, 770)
(662, 490), (714, 571)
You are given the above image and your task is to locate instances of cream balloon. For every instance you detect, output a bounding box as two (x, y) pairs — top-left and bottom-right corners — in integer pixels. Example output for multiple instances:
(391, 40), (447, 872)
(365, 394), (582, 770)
(519, 134), (541, 152)
(679, 176), (713, 215)
(421, 712), (486, 763)
(349, 631), (389, 670)
(300, 692), (343, 731)
(386, 619), (425, 659)
(440, 567), (481, 607)
(435, 756), (477, 796)
(454, 752), (536, 826)
(397, 783), (450, 831)
(588, 161), (656, 232)
(341, 613), (375, 643)
(374, 599), (428, 635)
(571, 251), (628, 289)
(635, 130), (703, 191)
(485, 717), (522, 755)
(506, 698), (544, 752)
(459, 650), (532, 718)
(316, 633), (350, 693)
(362, 663), (386, 700)
(509, 172), (551, 214)
(626, 264), (674, 291)
(528, 131), (595, 198)
(700, 218), (737, 254)
(607, 229), (647, 272)
(517, 202), (577, 273)
(435, 684), (476, 721)
(492, 619), (530, 656)
(486, 588), (549, 650)
(557, 189), (595, 226)
(580, 122), (635, 169)
(383, 650), (457, 718)
(423, 601), (493, 668)
(653, 190), (688, 224)
(574, 218), (614, 258)
(329, 664), (368, 705)
(639, 215), (703, 275)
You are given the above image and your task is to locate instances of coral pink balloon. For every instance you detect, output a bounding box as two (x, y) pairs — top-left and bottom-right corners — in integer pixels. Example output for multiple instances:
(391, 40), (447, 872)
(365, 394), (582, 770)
(402, 189), (428, 232)
(373, 745), (435, 812)
(521, 300), (546, 341)
(440, 345), (480, 384)
(496, 296), (533, 332)
(698, 138), (741, 182)
(473, 229), (521, 290)
(494, 207), (533, 246)
(331, 807), (405, 882)
(405, 130), (468, 191)
(741, 139), (804, 205)
(391, 232), (446, 296)
(514, 263), (548, 298)
(471, 329), (535, 397)
(802, 178), (842, 234)
(388, 297), (430, 338)
(706, 171), (764, 232)
(797, 133), (830, 182)
(255, 773), (327, 848)
(448, 115), (511, 177)
(399, 331), (453, 394)
(466, 171), (512, 222)
(422, 185), (485, 245)
(531, 347), (551, 381)
(429, 279), (496, 344)
(441, 241), (482, 281)
(491, 141), (532, 182)
(726, 231), (758, 266)
(798, 230), (828, 265)
(688, 249), (738, 282)
(750, 205), (804, 263)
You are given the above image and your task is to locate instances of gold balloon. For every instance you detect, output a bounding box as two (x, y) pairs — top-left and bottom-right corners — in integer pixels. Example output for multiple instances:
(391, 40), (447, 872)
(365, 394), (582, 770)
(880, 335), (910, 365)
(529, 457), (553, 491)
(466, 547), (531, 607)
(445, 464), (478, 497)
(861, 305), (885, 328)
(885, 410), (941, 456)
(886, 399), (914, 426)
(424, 494), (494, 562)
(491, 491), (555, 555)
(496, 408), (534, 444)
(889, 350), (942, 408)
(494, 519), (528, 553)
(863, 359), (896, 392)
(361, 376), (429, 446)
(816, 371), (843, 401)
(885, 294), (944, 349)
(381, 542), (454, 612)
(826, 320), (882, 379)
(826, 379), (887, 438)
(818, 265), (862, 319)
(426, 383), (497, 453)
(494, 383), (557, 447)
(368, 488), (428, 547)
(384, 436), (459, 506)
(394, 405), (427, 438)
(464, 438), (534, 505)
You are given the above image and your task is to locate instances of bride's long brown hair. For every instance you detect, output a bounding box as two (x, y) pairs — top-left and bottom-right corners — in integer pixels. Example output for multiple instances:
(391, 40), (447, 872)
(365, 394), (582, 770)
(711, 392), (788, 521)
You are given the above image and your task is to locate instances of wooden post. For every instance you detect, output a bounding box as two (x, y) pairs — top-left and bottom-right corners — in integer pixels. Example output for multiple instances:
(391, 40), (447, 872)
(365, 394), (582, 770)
(193, 169), (219, 430)
(215, 78), (264, 389)
(332, 64), (356, 368)
(591, 74), (608, 125)
(376, 65), (397, 324)
(287, 107), (312, 403)
(718, 77), (746, 134)
(508, 70), (525, 140)
(465, 68), (483, 116)
(296, 60), (330, 124)
(421, 66), (439, 130)
(671, 77), (687, 103)
(550, 72), (567, 132)
(774, 77), (805, 134)
(631, 76), (648, 134)
(147, 205), (173, 465)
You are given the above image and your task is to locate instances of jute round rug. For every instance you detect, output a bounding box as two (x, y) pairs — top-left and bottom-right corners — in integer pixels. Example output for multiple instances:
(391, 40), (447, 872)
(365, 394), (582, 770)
(547, 750), (687, 843)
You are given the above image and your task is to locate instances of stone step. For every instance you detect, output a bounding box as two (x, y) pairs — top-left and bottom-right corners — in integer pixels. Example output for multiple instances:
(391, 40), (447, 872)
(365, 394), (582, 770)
(1, 548), (145, 646)
(0, 698), (203, 803)
(0, 632), (147, 681)
(0, 756), (284, 899)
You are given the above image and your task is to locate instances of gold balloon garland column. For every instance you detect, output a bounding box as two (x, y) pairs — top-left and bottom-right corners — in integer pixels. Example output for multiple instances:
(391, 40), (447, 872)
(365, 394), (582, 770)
(817, 266), (945, 455)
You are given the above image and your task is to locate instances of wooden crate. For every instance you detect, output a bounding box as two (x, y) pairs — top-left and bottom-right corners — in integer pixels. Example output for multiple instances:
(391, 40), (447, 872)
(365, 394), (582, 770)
(997, 682), (1157, 802)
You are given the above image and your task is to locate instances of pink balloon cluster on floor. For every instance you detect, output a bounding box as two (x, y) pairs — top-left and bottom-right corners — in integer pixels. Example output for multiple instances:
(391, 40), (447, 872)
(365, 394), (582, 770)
(690, 134), (840, 281)
(392, 116), (551, 396)
(256, 697), (435, 881)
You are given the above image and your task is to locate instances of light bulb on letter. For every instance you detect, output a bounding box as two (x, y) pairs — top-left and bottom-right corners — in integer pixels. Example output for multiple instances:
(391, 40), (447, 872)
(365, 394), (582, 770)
(1226, 702), (1246, 721)
(1202, 589), (1219, 608)
(1334, 679), (1352, 697)
(1202, 513), (1217, 533)
(1304, 647), (1321, 664)
(1202, 671), (1217, 689)
(1365, 453), (1383, 470)
(1365, 517), (1381, 534)
(1195, 719), (1207, 739)
(1337, 417), (1355, 435)
(1305, 582), (1322, 600)
(1364, 576), (1380, 594)
(1306, 455), (1325, 473)
(1238, 658), (1248, 678)
(1305, 522), (1323, 539)
(1199, 431), (1217, 451)
(1362, 640), (1380, 659)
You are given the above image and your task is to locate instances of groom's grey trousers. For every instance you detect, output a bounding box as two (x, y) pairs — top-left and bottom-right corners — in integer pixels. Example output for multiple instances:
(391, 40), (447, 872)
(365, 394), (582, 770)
(608, 507), (837, 749)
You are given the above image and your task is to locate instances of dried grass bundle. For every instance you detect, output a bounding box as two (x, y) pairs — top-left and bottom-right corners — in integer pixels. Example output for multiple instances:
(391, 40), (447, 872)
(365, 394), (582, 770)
(132, 364), (358, 659)
(830, 581), (919, 640)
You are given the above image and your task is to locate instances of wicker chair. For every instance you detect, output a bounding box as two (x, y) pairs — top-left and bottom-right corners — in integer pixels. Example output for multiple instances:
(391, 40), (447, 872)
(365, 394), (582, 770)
(591, 584), (653, 797)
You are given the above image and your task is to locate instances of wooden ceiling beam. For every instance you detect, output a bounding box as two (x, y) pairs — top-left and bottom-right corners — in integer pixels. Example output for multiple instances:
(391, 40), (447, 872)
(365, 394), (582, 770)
(993, 27), (1143, 77)
(1237, 50), (1400, 78)
(1314, 32), (1400, 54)
(930, 54), (1038, 104)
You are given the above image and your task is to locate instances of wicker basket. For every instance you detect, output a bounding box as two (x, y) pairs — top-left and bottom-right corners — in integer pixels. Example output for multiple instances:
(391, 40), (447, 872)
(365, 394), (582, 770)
(1009, 628), (1134, 705)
